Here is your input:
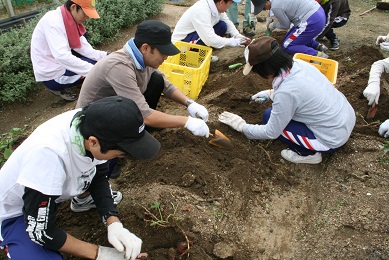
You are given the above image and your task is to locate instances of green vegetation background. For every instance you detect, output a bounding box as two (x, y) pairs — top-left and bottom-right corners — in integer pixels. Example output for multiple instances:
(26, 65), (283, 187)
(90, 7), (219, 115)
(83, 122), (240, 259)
(0, 0), (164, 103)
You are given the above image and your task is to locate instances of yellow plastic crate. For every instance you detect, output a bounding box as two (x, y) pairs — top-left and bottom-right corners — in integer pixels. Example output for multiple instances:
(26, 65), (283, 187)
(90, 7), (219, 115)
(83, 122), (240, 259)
(293, 53), (338, 85)
(158, 41), (212, 99)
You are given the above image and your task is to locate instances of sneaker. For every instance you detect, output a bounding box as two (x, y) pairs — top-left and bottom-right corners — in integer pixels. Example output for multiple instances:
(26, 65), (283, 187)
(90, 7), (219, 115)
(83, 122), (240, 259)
(48, 89), (78, 101)
(316, 43), (328, 52)
(70, 190), (123, 212)
(243, 26), (255, 37)
(329, 38), (340, 51)
(211, 55), (219, 62)
(317, 51), (329, 59)
(281, 149), (322, 164)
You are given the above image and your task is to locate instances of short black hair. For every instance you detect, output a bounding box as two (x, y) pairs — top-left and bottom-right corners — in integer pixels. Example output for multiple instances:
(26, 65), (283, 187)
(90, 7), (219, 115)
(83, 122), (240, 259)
(251, 41), (293, 79)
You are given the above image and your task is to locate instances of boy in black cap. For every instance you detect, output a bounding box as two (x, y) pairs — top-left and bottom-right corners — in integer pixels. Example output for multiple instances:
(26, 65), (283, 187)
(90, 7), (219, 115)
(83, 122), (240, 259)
(77, 20), (210, 138)
(0, 96), (160, 260)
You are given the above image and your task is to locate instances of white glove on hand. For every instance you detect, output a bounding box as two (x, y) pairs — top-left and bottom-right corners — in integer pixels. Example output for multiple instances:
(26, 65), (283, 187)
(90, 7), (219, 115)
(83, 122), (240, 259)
(378, 119), (389, 138)
(226, 37), (247, 47)
(363, 82), (380, 105)
(234, 34), (250, 42)
(376, 35), (388, 45)
(187, 102), (209, 122)
(266, 17), (273, 29)
(251, 89), (273, 104)
(185, 116), (210, 137)
(268, 22), (276, 32)
(96, 246), (126, 260)
(108, 222), (142, 260)
(380, 41), (389, 52)
(218, 111), (246, 132)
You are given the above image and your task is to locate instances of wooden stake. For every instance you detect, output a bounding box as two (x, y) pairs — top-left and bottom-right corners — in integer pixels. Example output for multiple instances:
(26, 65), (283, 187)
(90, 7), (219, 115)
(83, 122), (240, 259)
(359, 6), (376, 16)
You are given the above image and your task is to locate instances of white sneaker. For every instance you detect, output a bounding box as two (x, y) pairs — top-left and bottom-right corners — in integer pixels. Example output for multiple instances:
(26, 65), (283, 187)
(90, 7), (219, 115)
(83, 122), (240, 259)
(70, 190), (123, 212)
(281, 149), (322, 164)
(211, 55), (219, 62)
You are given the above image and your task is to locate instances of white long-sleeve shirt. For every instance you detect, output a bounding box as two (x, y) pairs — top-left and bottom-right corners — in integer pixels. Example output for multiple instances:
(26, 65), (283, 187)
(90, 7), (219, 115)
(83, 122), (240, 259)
(171, 0), (240, 49)
(367, 57), (389, 88)
(30, 7), (107, 82)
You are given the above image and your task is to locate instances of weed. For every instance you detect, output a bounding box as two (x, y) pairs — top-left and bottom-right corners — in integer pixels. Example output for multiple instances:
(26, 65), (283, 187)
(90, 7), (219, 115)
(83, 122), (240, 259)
(141, 201), (183, 227)
(379, 141), (389, 154)
(0, 127), (26, 165)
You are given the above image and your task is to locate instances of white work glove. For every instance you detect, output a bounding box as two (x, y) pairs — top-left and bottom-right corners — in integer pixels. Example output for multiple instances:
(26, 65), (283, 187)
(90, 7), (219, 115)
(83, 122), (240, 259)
(234, 34), (250, 42)
(376, 35), (388, 45)
(379, 41), (389, 52)
(268, 22), (276, 32)
(187, 102), (209, 122)
(251, 89), (273, 104)
(218, 111), (247, 132)
(108, 222), (142, 260)
(378, 119), (389, 138)
(363, 82), (380, 105)
(96, 246), (126, 260)
(226, 34), (249, 47)
(185, 116), (210, 137)
(266, 17), (273, 29)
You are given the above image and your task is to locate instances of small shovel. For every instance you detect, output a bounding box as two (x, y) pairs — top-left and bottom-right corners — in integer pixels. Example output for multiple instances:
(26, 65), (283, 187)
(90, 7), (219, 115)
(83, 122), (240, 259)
(366, 103), (378, 119)
(209, 129), (234, 150)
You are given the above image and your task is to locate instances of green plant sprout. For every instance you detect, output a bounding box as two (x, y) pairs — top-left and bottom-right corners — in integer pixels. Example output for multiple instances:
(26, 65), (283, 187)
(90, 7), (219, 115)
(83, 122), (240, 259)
(0, 127), (25, 166)
(141, 201), (183, 227)
(379, 141), (389, 154)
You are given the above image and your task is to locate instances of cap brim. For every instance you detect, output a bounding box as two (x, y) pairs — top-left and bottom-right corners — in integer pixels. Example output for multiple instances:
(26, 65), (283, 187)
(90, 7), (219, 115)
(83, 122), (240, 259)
(118, 131), (161, 160)
(155, 43), (180, 56)
(243, 63), (253, 75)
(82, 7), (100, 19)
(253, 1), (266, 15)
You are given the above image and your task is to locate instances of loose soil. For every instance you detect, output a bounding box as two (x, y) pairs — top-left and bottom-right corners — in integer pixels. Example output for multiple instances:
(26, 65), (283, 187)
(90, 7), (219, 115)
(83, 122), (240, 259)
(1, 1), (389, 259)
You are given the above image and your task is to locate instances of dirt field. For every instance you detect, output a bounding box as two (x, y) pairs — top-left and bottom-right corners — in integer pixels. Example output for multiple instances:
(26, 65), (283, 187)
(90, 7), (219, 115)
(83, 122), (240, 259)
(1, 0), (389, 259)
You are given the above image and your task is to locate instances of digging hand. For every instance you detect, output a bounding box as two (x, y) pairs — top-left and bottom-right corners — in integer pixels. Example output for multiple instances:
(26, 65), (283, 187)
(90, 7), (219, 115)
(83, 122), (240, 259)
(185, 116), (210, 137)
(226, 34), (249, 47)
(376, 35), (388, 45)
(378, 119), (389, 138)
(108, 222), (142, 260)
(187, 102), (209, 122)
(251, 89), (273, 104)
(268, 22), (276, 33)
(363, 82), (380, 105)
(379, 41), (389, 52)
(266, 17), (273, 29)
(218, 111), (246, 132)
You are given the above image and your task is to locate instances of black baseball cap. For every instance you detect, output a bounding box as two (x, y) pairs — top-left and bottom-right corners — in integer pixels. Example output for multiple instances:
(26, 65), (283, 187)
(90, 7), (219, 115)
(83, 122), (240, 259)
(84, 96), (161, 160)
(135, 20), (180, 56)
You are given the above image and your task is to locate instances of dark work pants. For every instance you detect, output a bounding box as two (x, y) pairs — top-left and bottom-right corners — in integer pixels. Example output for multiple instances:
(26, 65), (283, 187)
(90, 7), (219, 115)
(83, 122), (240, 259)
(325, 19), (348, 41)
(107, 71), (164, 177)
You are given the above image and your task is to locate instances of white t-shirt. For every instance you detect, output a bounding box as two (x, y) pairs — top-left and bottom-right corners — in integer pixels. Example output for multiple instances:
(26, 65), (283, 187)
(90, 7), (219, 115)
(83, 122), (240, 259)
(0, 109), (106, 230)
(30, 7), (107, 82)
